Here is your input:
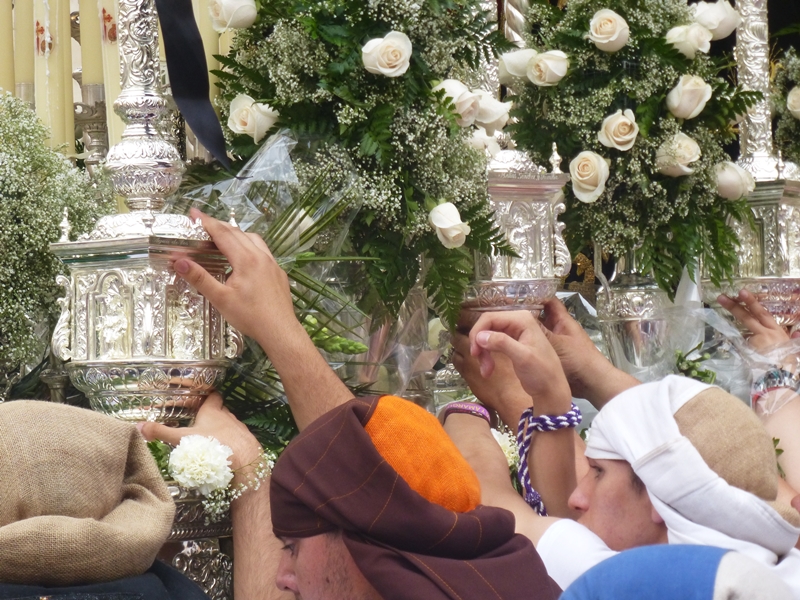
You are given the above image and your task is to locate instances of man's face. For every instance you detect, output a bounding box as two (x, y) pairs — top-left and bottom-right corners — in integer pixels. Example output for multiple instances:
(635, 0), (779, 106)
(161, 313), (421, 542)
(276, 532), (382, 600)
(568, 458), (667, 551)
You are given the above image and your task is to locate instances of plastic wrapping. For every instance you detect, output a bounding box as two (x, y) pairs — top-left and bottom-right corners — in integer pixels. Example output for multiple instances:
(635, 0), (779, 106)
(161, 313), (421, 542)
(740, 338), (800, 416)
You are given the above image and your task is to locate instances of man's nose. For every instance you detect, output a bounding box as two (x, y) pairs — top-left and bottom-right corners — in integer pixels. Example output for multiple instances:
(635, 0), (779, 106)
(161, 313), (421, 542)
(275, 554), (298, 592)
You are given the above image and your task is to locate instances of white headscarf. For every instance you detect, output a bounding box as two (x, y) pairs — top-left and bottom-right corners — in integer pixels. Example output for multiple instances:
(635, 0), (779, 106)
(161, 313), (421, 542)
(585, 376), (800, 593)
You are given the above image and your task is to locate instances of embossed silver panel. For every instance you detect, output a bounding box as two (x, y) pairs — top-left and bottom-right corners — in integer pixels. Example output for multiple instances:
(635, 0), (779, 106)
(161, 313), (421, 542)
(464, 149), (570, 312)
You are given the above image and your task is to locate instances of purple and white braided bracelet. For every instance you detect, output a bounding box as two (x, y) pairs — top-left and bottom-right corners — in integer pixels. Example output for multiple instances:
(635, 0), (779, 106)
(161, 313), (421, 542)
(516, 402), (582, 516)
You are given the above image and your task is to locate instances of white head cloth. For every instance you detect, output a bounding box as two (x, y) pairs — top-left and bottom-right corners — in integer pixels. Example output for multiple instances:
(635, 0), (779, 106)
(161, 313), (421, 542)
(585, 376), (800, 568)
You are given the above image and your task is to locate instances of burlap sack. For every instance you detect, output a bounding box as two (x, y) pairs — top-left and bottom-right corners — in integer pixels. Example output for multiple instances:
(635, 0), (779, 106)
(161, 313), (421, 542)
(676, 388), (800, 527)
(0, 401), (175, 585)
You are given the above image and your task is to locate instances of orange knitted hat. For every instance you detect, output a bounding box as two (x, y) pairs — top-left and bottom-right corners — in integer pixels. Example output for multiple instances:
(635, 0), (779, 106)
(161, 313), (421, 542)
(364, 395), (481, 513)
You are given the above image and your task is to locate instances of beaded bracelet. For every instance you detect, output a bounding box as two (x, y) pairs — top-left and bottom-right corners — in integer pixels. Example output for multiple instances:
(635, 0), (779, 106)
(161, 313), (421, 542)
(440, 401), (492, 425)
(751, 367), (800, 404)
(516, 402), (582, 516)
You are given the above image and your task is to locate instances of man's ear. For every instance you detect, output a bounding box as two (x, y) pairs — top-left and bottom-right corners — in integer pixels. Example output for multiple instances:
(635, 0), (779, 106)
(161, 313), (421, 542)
(651, 506), (665, 525)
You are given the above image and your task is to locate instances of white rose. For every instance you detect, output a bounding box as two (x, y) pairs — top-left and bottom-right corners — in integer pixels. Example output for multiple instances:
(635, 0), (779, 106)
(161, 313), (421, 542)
(227, 94), (279, 143)
(569, 151), (610, 203)
(361, 31), (412, 78)
(168, 435), (234, 496)
(586, 9), (630, 53)
(433, 79), (481, 127)
(468, 127), (502, 157)
(787, 87), (800, 120)
(498, 49), (538, 85)
(208, 0), (257, 33)
(473, 91), (511, 135)
(666, 75), (713, 120)
(597, 109), (639, 151)
(692, 0), (741, 41)
(429, 202), (471, 249)
(715, 161), (755, 199)
(666, 23), (713, 59)
(527, 50), (569, 87)
(656, 132), (702, 177)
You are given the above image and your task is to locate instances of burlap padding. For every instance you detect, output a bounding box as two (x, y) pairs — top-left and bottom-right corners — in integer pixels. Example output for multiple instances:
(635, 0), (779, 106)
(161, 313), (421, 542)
(271, 396), (561, 600)
(675, 388), (800, 527)
(0, 401), (175, 586)
(365, 395), (481, 513)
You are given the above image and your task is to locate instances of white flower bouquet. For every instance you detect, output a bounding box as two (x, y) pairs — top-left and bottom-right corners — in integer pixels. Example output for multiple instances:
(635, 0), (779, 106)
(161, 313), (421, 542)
(774, 47), (800, 167)
(213, 0), (516, 324)
(506, 0), (759, 294)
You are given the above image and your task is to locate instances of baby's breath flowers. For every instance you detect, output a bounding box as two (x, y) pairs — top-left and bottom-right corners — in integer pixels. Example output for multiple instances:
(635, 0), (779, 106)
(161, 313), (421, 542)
(510, 0), (758, 294)
(774, 48), (800, 166)
(0, 93), (112, 378)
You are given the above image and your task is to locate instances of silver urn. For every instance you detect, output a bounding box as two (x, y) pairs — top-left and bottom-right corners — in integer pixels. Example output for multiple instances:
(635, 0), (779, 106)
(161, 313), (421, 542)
(463, 147), (571, 313)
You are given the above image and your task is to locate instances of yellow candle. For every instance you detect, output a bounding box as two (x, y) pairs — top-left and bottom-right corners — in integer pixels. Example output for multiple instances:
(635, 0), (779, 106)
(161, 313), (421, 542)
(192, 0), (219, 108)
(13, 0), (35, 86)
(34, 0), (73, 153)
(79, 0), (104, 85)
(0, 0), (15, 93)
(98, 0), (124, 148)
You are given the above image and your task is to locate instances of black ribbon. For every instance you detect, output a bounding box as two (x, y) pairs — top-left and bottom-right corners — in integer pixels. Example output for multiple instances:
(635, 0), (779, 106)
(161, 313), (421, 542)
(153, 0), (231, 170)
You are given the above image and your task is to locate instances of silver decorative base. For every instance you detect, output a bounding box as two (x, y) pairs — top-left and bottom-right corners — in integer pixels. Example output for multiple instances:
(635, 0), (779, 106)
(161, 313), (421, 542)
(68, 361), (228, 424)
(167, 485), (233, 600)
(462, 278), (560, 312)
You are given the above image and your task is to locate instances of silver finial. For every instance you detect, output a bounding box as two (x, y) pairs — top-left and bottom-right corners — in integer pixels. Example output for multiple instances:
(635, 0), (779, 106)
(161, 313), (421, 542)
(777, 150), (785, 180)
(59, 208), (71, 242)
(549, 143), (563, 174)
(228, 208), (239, 228)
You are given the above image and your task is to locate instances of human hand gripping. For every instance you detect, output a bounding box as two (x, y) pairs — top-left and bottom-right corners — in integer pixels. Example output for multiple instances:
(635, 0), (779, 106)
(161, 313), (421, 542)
(540, 298), (639, 408)
(173, 208), (301, 355)
(451, 310), (533, 427)
(717, 290), (798, 351)
(468, 311), (572, 414)
(138, 392), (263, 475)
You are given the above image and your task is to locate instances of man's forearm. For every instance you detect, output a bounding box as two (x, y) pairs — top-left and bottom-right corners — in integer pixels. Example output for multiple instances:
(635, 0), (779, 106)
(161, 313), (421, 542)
(577, 358), (640, 409)
(232, 482), (292, 600)
(255, 320), (353, 430)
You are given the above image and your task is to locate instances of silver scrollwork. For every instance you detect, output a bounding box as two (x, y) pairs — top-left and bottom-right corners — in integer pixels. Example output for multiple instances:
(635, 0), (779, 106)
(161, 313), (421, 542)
(172, 539), (233, 600)
(52, 275), (73, 361)
(224, 324), (244, 359)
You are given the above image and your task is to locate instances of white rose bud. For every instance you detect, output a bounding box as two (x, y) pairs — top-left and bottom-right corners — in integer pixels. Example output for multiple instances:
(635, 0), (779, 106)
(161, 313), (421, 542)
(208, 0), (257, 32)
(473, 91), (512, 135)
(691, 0), (741, 41)
(527, 50), (569, 87)
(656, 132), (702, 177)
(433, 79), (481, 127)
(666, 23), (713, 59)
(597, 109), (639, 151)
(787, 87), (800, 120)
(715, 161), (755, 200)
(666, 75), (713, 120)
(586, 9), (630, 53)
(429, 202), (471, 249)
(498, 49), (538, 85)
(569, 151), (611, 203)
(227, 94), (279, 143)
(361, 31), (413, 78)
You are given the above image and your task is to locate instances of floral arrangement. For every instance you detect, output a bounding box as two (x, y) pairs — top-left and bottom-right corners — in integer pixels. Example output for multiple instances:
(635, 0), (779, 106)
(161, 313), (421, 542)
(149, 435), (276, 523)
(212, 0), (515, 324)
(505, 0), (759, 293)
(0, 93), (113, 381)
(774, 47), (800, 166)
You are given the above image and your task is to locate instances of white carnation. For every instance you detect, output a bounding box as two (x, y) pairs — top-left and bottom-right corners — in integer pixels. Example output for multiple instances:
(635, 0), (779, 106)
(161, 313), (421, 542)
(168, 435), (234, 496)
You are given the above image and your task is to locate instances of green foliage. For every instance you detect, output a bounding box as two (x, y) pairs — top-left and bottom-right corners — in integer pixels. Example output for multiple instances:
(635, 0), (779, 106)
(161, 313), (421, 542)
(774, 48), (800, 166)
(147, 440), (172, 479)
(425, 245), (473, 327)
(511, 0), (760, 294)
(675, 342), (717, 384)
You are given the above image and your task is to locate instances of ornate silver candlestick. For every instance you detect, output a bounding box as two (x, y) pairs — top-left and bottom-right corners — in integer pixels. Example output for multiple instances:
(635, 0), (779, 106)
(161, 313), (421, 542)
(50, 0), (242, 425)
